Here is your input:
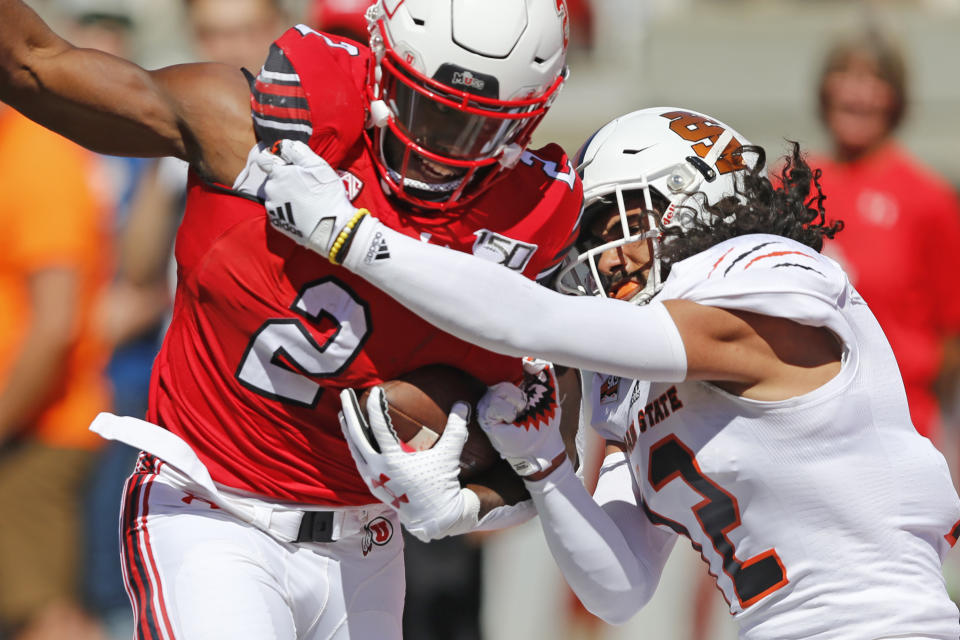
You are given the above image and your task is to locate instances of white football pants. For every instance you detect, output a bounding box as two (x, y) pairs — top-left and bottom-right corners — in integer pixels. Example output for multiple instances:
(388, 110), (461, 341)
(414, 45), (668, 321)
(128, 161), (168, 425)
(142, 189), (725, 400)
(95, 414), (405, 640)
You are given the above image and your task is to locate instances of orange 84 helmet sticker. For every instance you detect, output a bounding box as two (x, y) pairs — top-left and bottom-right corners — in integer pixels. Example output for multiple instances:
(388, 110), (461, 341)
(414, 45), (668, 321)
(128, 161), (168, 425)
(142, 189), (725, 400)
(661, 111), (746, 175)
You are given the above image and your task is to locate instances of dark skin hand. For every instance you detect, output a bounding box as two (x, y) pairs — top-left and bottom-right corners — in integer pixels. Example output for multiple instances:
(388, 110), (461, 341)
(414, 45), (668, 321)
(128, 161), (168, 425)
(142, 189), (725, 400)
(0, 0), (255, 184)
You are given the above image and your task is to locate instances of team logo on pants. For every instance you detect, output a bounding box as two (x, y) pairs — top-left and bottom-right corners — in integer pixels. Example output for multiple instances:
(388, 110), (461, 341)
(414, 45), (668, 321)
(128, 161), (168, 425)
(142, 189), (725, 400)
(362, 516), (394, 556)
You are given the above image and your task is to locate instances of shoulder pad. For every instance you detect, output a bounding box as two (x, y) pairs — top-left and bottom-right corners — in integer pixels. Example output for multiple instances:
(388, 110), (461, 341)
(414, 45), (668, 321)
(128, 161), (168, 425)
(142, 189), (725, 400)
(516, 143), (579, 193)
(658, 234), (851, 326)
(250, 25), (370, 167)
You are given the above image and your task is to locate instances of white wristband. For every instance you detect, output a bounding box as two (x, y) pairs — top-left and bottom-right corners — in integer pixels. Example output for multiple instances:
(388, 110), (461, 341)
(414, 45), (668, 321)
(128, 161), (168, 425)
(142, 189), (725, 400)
(437, 488), (482, 538)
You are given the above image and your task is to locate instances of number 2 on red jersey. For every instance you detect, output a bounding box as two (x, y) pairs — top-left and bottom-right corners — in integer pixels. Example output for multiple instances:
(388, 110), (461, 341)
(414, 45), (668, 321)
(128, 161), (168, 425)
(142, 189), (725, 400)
(235, 277), (371, 407)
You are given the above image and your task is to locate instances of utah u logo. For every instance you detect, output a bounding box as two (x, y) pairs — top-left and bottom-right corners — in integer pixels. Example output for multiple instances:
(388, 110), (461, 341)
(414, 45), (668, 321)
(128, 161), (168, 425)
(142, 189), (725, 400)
(181, 492), (220, 509)
(362, 516), (394, 556)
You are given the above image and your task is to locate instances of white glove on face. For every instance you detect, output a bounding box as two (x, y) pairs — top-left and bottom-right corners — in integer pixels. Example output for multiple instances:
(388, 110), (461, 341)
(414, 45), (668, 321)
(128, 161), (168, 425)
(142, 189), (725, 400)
(339, 386), (481, 542)
(478, 358), (566, 477)
(257, 139), (369, 263)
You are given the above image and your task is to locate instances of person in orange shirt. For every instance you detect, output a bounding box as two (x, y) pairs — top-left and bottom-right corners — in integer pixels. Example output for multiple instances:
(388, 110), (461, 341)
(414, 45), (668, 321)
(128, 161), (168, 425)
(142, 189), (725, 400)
(0, 104), (112, 640)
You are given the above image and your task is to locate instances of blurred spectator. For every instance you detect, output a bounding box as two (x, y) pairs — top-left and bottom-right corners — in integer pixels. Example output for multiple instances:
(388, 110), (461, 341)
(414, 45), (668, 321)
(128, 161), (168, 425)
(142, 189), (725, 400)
(809, 28), (960, 447)
(46, 6), (166, 640)
(309, 0), (370, 43)
(0, 104), (112, 639)
(83, 160), (172, 640)
(402, 532), (483, 640)
(308, 0), (594, 51)
(184, 0), (287, 70)
(77, 2), (286, 638)
(566, 0), (594, 51)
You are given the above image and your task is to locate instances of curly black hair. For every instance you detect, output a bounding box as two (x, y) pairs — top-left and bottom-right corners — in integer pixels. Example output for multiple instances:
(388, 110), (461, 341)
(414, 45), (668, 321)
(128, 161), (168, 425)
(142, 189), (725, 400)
(659, 142), (844, 275)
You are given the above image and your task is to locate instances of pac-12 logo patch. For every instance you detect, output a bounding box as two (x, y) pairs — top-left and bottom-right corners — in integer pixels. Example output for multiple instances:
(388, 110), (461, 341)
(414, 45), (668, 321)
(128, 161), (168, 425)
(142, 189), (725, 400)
(362, 516), (394, 556)
(337, 170), (364, 201)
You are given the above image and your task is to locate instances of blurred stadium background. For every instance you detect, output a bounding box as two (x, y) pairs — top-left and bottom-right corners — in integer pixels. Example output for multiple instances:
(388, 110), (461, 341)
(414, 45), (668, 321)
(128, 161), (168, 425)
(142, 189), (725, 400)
(9, 1), (960, 639)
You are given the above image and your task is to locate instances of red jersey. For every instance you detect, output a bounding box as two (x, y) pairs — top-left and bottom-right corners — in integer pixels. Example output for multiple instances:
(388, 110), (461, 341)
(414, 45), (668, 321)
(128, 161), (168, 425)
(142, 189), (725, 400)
(810, 143), (960, 440)
(147, 27), (583, 505)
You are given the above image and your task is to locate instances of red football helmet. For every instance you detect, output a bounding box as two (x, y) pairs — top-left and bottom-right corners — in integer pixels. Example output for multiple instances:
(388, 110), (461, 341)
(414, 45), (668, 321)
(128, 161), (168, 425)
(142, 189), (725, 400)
(364, 0), (569, 211)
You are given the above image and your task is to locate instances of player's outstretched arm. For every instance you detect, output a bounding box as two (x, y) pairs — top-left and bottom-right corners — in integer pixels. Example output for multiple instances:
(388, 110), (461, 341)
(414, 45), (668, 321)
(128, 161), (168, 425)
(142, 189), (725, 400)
(478, 364), (674, 622)
(0, 0), (254, 183)
(527, 449), (675, 624)
(257, 141), (690, 382)
(342, 220), (690, 382)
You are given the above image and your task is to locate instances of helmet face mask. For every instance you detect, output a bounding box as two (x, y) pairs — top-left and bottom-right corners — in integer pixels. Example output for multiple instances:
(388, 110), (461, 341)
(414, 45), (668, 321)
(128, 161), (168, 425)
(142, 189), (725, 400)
(558, 186), (667, 304)
(557, 107), (761, 303)
(364, 0), (569, 210)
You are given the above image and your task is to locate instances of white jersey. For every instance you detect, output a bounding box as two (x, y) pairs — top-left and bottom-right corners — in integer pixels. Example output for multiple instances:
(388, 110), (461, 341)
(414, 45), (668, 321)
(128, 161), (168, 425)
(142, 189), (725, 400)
(584, 234), (960, 639)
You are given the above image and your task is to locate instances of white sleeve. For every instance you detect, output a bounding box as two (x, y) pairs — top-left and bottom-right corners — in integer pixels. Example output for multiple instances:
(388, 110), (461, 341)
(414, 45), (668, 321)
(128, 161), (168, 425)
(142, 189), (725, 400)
(523, 453), (676, 625)
(343, 220), (687, 382)
(471, 499), (536, 532)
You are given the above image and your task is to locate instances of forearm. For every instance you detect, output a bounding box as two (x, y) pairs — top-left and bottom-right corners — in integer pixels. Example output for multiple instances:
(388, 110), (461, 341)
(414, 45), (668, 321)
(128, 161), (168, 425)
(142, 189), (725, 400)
(0, 268), (80, 441)
(524, 456), (670, 624)
(0, 0), (185, 158)
(0, 327), (72, 441)
(343, 220), (687, 381)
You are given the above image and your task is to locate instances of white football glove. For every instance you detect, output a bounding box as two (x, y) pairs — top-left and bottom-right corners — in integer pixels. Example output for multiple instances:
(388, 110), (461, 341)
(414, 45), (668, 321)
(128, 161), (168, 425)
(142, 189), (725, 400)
(478, 358), (566, 478)
(339, 386), (481, 542)
(257, 139), (369, 263)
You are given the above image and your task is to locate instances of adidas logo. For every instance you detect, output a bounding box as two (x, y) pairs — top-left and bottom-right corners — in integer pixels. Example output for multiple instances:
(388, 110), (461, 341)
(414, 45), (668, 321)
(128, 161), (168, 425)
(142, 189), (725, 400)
(269, 202), (303, 239)
(364, 232), (391, 264)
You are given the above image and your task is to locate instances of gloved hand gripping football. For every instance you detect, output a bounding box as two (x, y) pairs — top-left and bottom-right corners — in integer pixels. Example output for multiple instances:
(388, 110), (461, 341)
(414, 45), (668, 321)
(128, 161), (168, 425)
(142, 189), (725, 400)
(339, 386), (481, 542)
(478, 358), (567, 478)
(257, 139), (369, 264)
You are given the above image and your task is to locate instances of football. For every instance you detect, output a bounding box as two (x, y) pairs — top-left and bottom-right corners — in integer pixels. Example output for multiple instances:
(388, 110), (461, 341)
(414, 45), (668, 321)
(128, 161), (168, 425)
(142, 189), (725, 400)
(359, 365), (501, 480)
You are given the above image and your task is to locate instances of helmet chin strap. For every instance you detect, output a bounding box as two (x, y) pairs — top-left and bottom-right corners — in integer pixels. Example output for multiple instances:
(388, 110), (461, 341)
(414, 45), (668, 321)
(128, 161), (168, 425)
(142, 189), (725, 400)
(499, 143), (524, 168)
(367, 99), (391, 128)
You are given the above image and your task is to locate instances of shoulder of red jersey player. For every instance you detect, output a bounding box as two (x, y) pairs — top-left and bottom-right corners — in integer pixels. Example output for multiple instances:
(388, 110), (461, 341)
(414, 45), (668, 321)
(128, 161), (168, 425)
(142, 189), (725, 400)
(483, 141), (582, 225)
(250, 25), (371, 168)
(461, 142), (584, 281)
(353, 141), (583, 283)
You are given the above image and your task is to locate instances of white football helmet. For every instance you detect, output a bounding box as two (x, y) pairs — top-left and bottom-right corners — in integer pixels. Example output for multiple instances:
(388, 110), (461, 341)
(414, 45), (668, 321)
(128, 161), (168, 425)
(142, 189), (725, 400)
(556, 107), (763, 304)
(364, 0), (569, 210)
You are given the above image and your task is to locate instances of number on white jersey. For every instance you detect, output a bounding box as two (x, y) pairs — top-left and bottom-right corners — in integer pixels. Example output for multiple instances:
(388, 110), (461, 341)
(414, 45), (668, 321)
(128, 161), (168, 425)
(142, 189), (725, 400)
(645, 434), (788, 608)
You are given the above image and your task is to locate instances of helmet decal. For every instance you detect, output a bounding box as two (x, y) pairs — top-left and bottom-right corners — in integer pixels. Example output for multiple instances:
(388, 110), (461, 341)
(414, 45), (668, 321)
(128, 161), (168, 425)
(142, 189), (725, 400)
(556, 107), (763, 305)
(555, 0), (570, 50)
(661, 111), (747, 175)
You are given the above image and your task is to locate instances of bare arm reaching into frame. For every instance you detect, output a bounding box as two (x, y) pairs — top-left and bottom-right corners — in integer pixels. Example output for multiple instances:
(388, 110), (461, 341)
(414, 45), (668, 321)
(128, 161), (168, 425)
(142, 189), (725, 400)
(0, 0), (255, 183)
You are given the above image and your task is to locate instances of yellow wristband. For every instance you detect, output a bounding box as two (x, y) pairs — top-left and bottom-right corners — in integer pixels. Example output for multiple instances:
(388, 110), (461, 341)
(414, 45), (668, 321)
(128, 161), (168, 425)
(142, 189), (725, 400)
(328, 208), (370, 265)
